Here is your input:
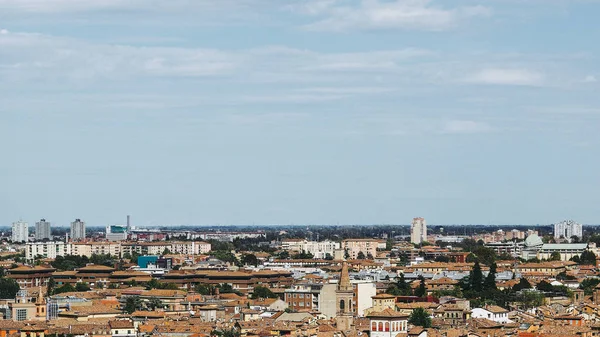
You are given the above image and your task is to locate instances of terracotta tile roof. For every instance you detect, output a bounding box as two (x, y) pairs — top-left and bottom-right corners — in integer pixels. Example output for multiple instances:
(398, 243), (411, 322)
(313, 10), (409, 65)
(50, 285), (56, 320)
(77, 264), (116, 271)
(367, 308), (410, 318)
(109, 320), (135, 329)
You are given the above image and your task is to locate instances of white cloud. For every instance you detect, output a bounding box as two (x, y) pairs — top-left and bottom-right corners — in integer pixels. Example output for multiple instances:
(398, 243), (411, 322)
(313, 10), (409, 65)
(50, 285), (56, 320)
(442, 120), (492, 134)
(466, 68), (544, 86)
(302, 0), (491, 32)
(583, 75), (597, 83)
(0, 0), (262, 13)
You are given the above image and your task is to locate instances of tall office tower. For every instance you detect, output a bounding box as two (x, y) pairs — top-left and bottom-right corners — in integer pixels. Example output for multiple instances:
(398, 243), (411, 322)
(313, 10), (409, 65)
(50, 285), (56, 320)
(12, 220), (29, 243)
(70, 219), (86, 240)
(554, 220), (583, 242)
(35, 219), (52, 240)
(410, 217), (427, 244)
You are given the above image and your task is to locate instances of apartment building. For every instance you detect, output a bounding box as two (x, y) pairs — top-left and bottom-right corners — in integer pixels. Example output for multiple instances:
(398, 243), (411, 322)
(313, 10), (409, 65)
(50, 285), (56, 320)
(281, 239), (340, 259)
(25, 241), (211, 260)
(342, 239), (378, 259)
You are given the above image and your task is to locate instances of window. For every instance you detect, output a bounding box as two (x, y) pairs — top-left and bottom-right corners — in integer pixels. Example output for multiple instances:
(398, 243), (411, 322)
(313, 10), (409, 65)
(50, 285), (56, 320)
(385, 322), (389, 332)
(372, 322), (377, 331)
(299, 294), (304, 298)
(378, 322), (383, 331)
(16, 309), (27, 321)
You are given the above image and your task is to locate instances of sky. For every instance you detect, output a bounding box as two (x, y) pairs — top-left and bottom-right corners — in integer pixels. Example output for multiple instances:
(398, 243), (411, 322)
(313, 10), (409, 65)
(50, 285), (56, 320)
(1, 0), (599, 227)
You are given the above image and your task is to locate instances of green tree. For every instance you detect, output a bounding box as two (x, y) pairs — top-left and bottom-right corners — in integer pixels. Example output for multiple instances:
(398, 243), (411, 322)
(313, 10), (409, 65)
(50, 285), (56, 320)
(54, 283), (76, 294)
(581, 251), (597, 265)
(147, 296), (164, 310)
(344, 249), (350, 259)
(241, 254), (259, 266)
(162, 248), (171, 256)
(579, 278), (600, 295)
(292, 251), (314, 259)
(325, 253), (333, 260)
(75, 282), (91, 292)
(218, 283), (241, 295)
(252, 286), (278, 299)
(356, 251), (366, 260)
(195, 283), (216, 295)
(124, 296), (143, 314)
(47, 277), (56, 296)
(0, 278), (20, 299)
(512, 277), (532, 292)
(483, 263), (497, 291)
(549, 252), (561, 261)
(472, 246), (497, 266)
(470, 261), (483, 292)
(414, 276), (427, 297)
(408, 307), (432, 328)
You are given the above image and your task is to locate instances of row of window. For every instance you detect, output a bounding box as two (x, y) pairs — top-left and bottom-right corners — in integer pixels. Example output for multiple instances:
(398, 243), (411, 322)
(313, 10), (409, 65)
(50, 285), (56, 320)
(288, 301), (311, 307)
(371, 321), (406, 332)
(287, 293), (311, 298)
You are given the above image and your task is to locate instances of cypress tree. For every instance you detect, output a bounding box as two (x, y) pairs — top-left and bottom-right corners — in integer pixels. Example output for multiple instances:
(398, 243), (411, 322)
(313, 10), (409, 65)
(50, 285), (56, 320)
(470, 261), (483, 292)
(483, 263), (497, 291)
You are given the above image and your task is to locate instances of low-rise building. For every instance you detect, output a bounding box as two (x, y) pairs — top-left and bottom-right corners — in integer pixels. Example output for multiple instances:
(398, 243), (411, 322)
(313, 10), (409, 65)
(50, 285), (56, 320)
(471, 305), (510, 323)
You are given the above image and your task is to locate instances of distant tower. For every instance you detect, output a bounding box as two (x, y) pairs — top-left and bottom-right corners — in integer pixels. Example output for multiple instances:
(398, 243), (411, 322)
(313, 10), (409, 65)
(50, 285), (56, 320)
(553, 220), (582, 242)
(35, 286), (46, 320)
(70, 219), (86, 240)
(11, 220), (29, 243)
(336, 261), (354, 331)
(410, 217), (427, 244)
(35, 219), (52, 240)
(126, 215), (131, 232)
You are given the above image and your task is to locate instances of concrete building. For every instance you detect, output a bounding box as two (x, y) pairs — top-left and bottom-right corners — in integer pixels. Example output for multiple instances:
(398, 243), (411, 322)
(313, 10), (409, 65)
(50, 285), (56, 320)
(281, 239), (340, 259)
(342, 239), (378, 260)
(554, 220), (583, 242)
(35, 219), (52, 240)
(70, 219), (86, 240)
(352, 280), (377, 317)
(537, 243), (588, 261)
(26, 241), (72, 260)
(12, 220), (29, 243)
(106, 225), (128, 241)
(170, 241), (212, 255)
(410, 217), (427, 244)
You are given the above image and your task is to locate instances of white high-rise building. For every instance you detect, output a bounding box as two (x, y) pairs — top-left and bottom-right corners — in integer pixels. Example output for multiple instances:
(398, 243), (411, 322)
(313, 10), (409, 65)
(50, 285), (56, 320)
(35, 219), (52, 240)
(70, 219), (86, 240)
(12, 220), (29, 243)
(554, 220), (583, 242)
(410, 217), (427, 244)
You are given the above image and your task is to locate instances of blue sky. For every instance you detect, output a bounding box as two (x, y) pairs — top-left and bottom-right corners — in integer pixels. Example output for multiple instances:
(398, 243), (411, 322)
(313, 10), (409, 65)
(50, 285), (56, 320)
(1, 0), (599, 227)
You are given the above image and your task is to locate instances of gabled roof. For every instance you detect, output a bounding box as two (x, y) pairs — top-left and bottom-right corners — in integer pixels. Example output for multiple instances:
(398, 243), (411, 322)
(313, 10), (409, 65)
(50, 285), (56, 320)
(367, 308), (410, 318)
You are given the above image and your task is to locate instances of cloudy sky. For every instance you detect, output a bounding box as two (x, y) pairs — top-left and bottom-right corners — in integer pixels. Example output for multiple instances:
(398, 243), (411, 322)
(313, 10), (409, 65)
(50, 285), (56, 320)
(1, 0), (599, 227)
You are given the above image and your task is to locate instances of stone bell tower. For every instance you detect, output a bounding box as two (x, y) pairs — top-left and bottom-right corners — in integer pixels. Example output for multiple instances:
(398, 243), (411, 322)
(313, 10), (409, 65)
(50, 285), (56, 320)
(336, 261), (354, 331)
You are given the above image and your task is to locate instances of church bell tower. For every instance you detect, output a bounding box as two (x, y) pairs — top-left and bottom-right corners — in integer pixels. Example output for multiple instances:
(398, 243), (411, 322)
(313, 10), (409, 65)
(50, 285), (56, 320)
(336, 261), (354, 331)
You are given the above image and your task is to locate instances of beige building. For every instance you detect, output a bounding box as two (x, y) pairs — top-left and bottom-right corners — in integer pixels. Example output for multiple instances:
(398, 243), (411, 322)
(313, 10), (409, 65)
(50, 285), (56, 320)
(169, 241), (212, 255)
(410, 217), (427, 244)
(72, 242), (121, 257)
(342, 239), (378, 259)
